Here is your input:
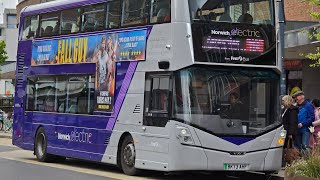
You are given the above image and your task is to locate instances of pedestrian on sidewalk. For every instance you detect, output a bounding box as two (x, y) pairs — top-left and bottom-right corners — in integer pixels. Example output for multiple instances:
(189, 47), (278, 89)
(310, 99), (320, 146)
(281, 95), (299, 166)
(292, 91), (314, 152)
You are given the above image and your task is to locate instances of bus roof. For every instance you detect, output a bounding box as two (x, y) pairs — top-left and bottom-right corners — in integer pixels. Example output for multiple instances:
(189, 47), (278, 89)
(21, 0), (106, 17)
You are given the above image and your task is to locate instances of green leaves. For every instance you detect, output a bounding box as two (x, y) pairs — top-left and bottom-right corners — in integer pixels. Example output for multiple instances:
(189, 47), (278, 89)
(0, 40), (8, 65)
(302, 0), (320, 67)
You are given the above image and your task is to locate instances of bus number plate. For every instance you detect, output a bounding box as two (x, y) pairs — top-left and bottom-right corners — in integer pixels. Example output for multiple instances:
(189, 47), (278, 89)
(224, 163), (248, 171)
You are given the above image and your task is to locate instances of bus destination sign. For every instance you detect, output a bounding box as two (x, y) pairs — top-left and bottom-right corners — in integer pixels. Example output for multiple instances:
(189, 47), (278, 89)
(192, 22), (276, 66)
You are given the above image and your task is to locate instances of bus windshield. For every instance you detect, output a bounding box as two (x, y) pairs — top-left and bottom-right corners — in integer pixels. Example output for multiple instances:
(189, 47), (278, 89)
(189, 0), (274, 25)
(174, 66), (280, 136)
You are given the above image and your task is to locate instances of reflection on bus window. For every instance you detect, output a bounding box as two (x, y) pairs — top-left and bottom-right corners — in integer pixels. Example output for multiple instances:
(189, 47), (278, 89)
(61, 8), (81, 34)
(82, 4), (105, 32)
(40, 12), (60, 37)
(174, 67), (280, 136)
(190, 0), (273, 25)
(27, 75), (95, 115)
(122, 0), (149, 26)
(150, 0), (171, 23)
(106, 0), (121, 29)
(22, 16), (38, 39)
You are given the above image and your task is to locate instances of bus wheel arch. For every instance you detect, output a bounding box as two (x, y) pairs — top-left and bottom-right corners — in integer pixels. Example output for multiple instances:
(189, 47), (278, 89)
(117, 132), (140, 176)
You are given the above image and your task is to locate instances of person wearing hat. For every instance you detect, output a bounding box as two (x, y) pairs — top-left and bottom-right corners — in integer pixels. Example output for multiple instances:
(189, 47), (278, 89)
(292, 91), (315, 151)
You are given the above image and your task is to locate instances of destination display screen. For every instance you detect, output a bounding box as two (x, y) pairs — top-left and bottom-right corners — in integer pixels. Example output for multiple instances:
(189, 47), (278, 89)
(192, 22), (276, 65)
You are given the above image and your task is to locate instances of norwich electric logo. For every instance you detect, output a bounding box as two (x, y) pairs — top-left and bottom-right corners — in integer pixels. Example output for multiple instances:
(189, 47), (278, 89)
(56, 129), (92, 144)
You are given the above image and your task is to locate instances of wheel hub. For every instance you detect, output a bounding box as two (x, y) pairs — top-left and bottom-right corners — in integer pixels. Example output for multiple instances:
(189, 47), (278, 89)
(123, 143), (135, 167)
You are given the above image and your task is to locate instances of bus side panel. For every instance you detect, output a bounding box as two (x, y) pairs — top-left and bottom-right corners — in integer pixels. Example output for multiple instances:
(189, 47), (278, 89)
(13, 40), (32, 149)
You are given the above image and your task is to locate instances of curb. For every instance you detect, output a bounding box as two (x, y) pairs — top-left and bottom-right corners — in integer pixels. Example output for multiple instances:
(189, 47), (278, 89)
(0, 133), (12, 139)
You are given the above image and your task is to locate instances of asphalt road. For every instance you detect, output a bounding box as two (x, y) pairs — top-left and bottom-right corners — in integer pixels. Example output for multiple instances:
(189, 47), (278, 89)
(0, 139), (284, 180)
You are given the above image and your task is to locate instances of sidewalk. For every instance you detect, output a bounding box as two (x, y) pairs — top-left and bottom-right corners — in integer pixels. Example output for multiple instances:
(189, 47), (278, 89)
(0, 131), (12, 139)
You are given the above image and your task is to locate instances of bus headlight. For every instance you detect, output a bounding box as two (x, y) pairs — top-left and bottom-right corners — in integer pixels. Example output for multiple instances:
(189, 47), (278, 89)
(277, 130), (286, 146)
(176, 126), (194, 145)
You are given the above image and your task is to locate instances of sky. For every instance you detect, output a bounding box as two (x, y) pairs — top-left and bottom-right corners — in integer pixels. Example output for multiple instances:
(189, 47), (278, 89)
(0, 0), (19, 24)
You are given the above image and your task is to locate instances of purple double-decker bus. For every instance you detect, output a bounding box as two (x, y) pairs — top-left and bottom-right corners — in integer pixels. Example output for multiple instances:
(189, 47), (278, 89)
(13, 0), (286, 176)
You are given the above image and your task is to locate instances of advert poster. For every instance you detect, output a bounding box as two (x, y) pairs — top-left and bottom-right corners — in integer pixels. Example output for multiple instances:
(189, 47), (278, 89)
(31, 29), (148, 113)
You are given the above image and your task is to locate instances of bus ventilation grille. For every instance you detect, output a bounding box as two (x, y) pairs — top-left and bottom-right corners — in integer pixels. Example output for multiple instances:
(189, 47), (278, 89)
(104, 137), (110, 145)
(17, 54), (25, 75)
(133, 104), (141, 114)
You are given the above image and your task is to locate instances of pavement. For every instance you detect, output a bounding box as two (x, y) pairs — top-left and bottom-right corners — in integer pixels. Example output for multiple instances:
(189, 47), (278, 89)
(0, 134), (285, 179)
(0, 130), (12, 139)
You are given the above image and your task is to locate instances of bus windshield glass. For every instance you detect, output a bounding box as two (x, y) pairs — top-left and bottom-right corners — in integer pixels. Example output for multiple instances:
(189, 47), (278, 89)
(189, 0), (274, 25)
(174, 66), (280, 136)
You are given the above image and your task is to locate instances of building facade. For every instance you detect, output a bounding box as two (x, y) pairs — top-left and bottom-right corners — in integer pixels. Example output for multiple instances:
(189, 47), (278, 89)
(284, 0), (320, 100)
(0, 8), (18, 96)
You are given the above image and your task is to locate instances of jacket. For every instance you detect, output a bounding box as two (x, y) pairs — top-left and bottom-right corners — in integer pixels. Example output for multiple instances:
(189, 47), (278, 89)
(282, 106), (298, 136)
(297, 100), (315, 133)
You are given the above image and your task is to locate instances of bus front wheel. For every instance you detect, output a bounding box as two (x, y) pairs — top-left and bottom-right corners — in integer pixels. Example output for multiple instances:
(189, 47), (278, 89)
(35, 127), (55, 162)
(120, 135), (139, 176)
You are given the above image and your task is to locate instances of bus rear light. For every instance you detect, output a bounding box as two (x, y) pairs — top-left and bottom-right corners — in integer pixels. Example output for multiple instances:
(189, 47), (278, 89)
(176, 126), (194, 145)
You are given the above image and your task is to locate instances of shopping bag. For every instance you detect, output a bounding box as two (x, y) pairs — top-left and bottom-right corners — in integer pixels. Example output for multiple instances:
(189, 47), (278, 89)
(284, 138), (300, 164)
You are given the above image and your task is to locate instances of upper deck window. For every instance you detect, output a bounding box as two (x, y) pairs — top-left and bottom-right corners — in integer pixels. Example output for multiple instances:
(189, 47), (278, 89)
(189, 0), (274, 25)
(39, 12), (60, 37)
(150, 0), (171, 24)
(22, 16), (39, 39)
(82, 4), (105, 32)
(122, 0), (150, 27)
(106, 0), (121, 29)
(61, 8), (81, 34)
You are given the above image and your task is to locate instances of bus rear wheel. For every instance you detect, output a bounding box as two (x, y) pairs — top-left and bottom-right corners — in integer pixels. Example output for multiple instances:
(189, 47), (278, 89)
(35, 127), (55, 162)
(120, 135), (139, 176)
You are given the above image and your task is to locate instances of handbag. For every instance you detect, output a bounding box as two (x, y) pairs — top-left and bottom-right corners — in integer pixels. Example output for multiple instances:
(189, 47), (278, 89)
(284, 138), (300, 164)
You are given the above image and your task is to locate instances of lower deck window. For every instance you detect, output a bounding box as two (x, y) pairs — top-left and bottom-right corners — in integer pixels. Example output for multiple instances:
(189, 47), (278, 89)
(26, 75), (95, 115)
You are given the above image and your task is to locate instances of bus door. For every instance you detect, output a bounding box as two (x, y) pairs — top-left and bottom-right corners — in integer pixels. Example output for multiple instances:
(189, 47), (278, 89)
(143, 74), (172, 127)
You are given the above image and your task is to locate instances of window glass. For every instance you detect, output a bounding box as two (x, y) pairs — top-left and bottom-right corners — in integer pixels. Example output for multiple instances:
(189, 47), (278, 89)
(27, 75), (95, 115)
(35, 77), (56, 112)
(66, 76), (94, 114)
(190, 0), (273, 25)
(40, 12), (60, 37)
(106, 0), (121, 29)
(22, 16), (38, 39)
(82, 4), (105, 32)
(7, 14), (17, 29)
(122, 0), (150, 26)
(61, 8), (81, 34)
(26, 78), (36, 111)
(56, 77), (67, 113)
(174, 67), (280, 136)
(150, 0), (171, 23)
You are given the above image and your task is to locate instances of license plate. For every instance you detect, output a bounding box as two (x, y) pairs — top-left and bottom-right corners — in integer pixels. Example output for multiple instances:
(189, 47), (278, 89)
(224, 163), (249, 171)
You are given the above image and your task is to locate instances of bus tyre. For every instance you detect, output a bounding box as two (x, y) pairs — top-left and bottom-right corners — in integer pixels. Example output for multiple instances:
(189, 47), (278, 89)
(35, 127), (54, 162)
(120, 135), (139, 176)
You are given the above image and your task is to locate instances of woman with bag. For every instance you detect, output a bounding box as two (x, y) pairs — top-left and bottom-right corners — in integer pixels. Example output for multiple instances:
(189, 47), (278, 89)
(282, 95), (299, 165)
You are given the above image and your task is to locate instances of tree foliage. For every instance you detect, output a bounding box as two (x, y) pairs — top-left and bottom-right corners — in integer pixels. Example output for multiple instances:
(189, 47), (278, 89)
(303, 0), (320, 67)
(0, 40), (8, 65)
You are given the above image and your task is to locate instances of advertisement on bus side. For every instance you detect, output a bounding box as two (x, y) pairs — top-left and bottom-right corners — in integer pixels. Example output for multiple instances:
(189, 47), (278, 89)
(31, 29), (148, 113)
